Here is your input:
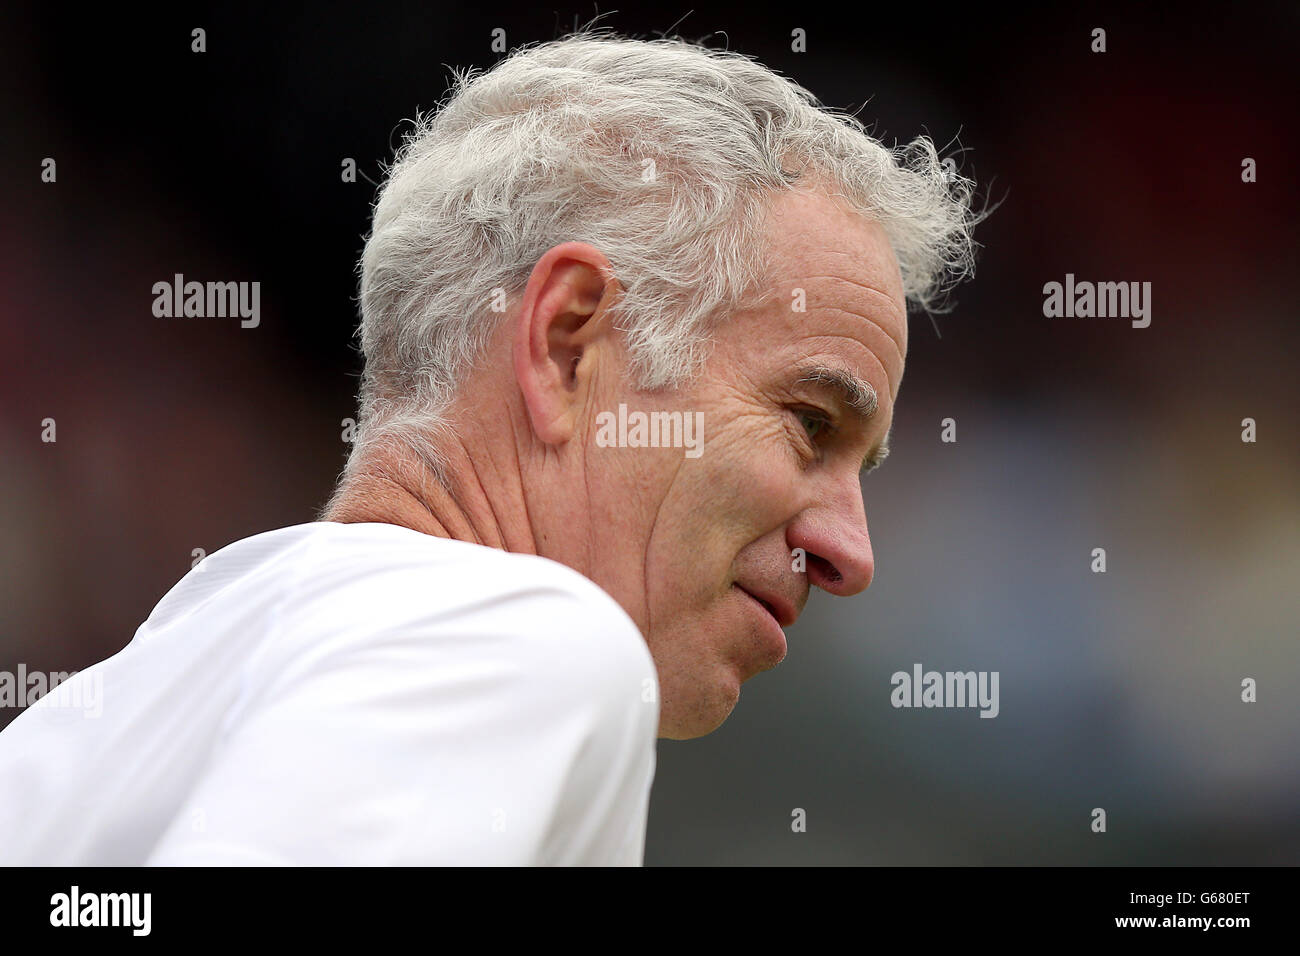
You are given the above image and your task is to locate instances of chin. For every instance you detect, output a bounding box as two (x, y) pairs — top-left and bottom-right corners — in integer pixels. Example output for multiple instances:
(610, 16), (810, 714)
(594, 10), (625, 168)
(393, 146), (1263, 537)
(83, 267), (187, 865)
(646, 602), (757, 739)
(657, 668), (742, 740)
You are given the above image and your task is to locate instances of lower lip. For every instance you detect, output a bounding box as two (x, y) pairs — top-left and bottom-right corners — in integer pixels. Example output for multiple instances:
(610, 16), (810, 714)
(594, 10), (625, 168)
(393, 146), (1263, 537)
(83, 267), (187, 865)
(735, 586), (788, 662)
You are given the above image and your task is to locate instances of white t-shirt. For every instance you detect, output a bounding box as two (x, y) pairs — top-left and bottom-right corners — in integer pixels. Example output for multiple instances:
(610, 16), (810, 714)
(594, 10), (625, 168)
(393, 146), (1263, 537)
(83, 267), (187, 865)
(0, 521), (659, 865)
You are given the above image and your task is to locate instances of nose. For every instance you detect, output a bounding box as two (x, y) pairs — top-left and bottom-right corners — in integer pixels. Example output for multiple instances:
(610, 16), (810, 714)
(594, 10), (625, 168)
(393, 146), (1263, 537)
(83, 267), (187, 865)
(787, 474), (874, 596)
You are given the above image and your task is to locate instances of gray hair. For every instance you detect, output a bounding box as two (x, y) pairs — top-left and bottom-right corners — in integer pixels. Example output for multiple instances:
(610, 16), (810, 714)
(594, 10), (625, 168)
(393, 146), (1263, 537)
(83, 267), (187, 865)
(330, 29), (985, 502)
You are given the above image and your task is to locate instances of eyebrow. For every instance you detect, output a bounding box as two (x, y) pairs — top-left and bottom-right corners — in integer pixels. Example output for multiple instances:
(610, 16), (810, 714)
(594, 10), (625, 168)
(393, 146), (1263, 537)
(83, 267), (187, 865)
(794, 364), (890, 473)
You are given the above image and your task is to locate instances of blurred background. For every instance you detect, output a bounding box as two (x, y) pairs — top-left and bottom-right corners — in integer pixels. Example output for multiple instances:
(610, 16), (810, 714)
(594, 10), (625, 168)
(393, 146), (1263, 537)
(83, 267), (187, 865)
(2, 1), (1296, 864)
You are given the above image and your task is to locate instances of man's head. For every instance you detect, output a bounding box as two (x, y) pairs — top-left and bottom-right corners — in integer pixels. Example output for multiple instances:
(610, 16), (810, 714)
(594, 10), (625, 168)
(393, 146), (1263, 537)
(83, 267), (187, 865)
(327, 31), (981, 739)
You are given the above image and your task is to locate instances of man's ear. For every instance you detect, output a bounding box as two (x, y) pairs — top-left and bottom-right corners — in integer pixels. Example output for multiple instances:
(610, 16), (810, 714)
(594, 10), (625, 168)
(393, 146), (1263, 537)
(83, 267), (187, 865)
(512, 242), (622, 445)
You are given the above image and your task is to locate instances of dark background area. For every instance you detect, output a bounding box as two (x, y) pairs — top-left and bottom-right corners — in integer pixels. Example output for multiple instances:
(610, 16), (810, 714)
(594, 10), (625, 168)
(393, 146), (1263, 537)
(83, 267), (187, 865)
(2, 1), (1297, 863)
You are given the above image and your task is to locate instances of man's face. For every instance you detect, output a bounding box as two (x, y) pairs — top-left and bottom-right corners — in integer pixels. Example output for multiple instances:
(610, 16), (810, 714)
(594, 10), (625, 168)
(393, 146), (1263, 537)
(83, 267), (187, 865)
(577, 187), (908, 739)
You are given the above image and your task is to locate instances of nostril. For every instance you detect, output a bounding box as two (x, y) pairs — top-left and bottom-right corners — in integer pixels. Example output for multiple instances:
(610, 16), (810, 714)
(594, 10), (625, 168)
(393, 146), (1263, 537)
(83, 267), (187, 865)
(808, 555), (842, 586)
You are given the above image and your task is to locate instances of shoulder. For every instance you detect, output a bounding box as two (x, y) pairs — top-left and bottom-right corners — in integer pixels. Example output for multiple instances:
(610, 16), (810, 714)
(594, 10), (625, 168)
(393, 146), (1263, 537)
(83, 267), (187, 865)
(151, 523), (658, 864)
(297, 521), (646, 652)
(230, 521), (657, 728)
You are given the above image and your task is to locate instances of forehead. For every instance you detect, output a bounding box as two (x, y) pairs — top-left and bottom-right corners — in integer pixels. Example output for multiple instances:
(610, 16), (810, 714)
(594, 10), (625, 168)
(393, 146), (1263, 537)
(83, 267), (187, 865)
(734, 186), (908, 400)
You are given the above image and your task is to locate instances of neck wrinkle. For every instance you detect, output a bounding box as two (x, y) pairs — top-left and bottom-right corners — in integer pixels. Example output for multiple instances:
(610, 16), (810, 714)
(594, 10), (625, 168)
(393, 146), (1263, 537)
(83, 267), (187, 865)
(324, 440), (538, 557)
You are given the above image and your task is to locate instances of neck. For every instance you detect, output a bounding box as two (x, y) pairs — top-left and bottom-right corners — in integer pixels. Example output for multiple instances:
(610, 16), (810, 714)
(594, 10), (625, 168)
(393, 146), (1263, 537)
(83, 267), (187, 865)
(323, 440), (537, 556)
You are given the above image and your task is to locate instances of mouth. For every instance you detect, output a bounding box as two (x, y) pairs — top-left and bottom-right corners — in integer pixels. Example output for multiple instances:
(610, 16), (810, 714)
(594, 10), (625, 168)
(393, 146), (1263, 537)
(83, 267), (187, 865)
(733, 584), (789, 666)
(741, 588), (780, 623)
(733, 584), (796, 628)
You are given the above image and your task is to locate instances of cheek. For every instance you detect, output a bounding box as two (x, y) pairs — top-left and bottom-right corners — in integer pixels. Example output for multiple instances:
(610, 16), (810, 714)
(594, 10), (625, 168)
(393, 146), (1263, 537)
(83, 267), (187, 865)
(698, 417), (802, 526)
(641, 423), (798, 609)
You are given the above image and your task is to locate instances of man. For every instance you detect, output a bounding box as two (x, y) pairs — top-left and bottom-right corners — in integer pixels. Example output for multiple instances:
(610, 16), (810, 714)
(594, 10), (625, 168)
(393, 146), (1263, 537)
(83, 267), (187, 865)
(0, 31), (979, 865)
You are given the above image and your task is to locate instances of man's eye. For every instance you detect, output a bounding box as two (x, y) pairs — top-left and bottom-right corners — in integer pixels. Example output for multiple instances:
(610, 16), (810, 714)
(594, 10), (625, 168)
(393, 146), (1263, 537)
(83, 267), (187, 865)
(796, 410), (829, 440)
